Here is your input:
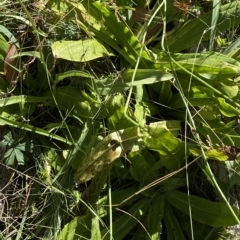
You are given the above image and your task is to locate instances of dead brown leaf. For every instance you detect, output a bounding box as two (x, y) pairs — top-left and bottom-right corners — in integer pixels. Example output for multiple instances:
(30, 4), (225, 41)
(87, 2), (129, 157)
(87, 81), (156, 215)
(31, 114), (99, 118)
(4, 43), (19, 84)
(221, 145), (240, 160)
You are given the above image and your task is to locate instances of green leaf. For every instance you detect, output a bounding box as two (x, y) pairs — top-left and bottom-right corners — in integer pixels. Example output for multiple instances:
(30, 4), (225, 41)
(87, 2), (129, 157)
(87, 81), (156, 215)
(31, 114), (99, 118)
(147, 120), (181, 138)
(107, 93), (135, 131)
(0, 33), (9, 72)
(0, 116), (72, 145)
(219, 81), (238, 99)
(1, 130), (33, 165)
(57, 214), (92, 240)
(217, 98), (240, 117)
(134, 102), (147, 127)
(167, 190), (240, 227)
(154, 51), (240, 75)
(14, 149), (25, 165)
(164, 202), (186, 240)
(0, 25), (20, 47)
(43, 147), (65, 171)
(45, 86), (106, 120)
(3, 130), (13, 143)
(147, 194), (164, 240)
(4, 149), (15, 165)
(54, 70), (93, 86)
(74, 126), (144, 183)
(91, 216), (101, 240)
(143, 121), (184, 171)
(129, 150), (157, 184)
(51, 39), (114, 62)
(64, 1), (154, 68)
(122, 69), (173, 83)
(165, 2), (240, 52)
(101, 197), (150, 240)
(169, 85), (214, 109)
(96, 187), (140, 210)
(92, 70), (173, 96)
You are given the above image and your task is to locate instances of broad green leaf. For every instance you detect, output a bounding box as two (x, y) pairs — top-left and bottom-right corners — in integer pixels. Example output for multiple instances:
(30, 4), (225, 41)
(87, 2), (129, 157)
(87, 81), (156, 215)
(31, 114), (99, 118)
(44, 86), (106, 120)
(122, 69), (173, 83)
(147, 120), (181, 138)
(74, 126), (144, 183)
(159, 177), (187, 192)
(197, 105), (218, 120)
(158, 80), (173, 107)
(225, 161), (240, 187)
(0, 25), (20, 47)
(219, 81), (238, 99)
(164, 2), (240, 52)
(96, 187), (140, 210)
(107, 93), (135, 131)
(64, 1), (154, 68)
(0, 77), (10, 92)
(164, 203), (186, 240)
(91, 216), (101, 240)
(167, 190), (240, 227)
(158, 132), (185, 171)
(81, 167), (109, 209)
(143, 121), (184, 171)
(154, 51), (240, 75)
(51, 39), (114, 62)
(134, 102), (147, 127)
(0, 33), (9, 63)
(92, 70), (173, 95)
(217, 98), (240, 117)
(146, 194), (164, 240)
(5, 149), (16, 165)
(43, 147), (65, 171)
(14, 149), (25, 165)
(57, 214), (92, 240)
(129, 150), (157, 184)
(197, 119), (240, 147)
(169, 86), (214, 109)
(101, 197), (150, 240)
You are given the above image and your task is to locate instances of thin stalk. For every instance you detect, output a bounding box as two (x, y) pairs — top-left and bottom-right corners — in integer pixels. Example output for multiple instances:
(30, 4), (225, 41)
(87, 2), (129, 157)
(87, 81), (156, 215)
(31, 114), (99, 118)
(108, 170), (113, 240)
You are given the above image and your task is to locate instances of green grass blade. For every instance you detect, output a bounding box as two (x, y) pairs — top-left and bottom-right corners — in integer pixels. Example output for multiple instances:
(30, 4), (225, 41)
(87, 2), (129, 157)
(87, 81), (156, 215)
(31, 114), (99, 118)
(209, 0), (221, 50)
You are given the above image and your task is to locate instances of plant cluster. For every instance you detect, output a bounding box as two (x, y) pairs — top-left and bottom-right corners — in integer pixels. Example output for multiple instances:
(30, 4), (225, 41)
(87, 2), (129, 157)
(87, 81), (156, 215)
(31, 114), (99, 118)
(1, 0), (240, 239)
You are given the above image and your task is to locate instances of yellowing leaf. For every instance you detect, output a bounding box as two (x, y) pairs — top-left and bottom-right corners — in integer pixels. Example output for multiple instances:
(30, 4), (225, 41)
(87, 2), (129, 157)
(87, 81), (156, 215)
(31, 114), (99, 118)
(206, 148), (229, 161)
(74, 126), (144, 183)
